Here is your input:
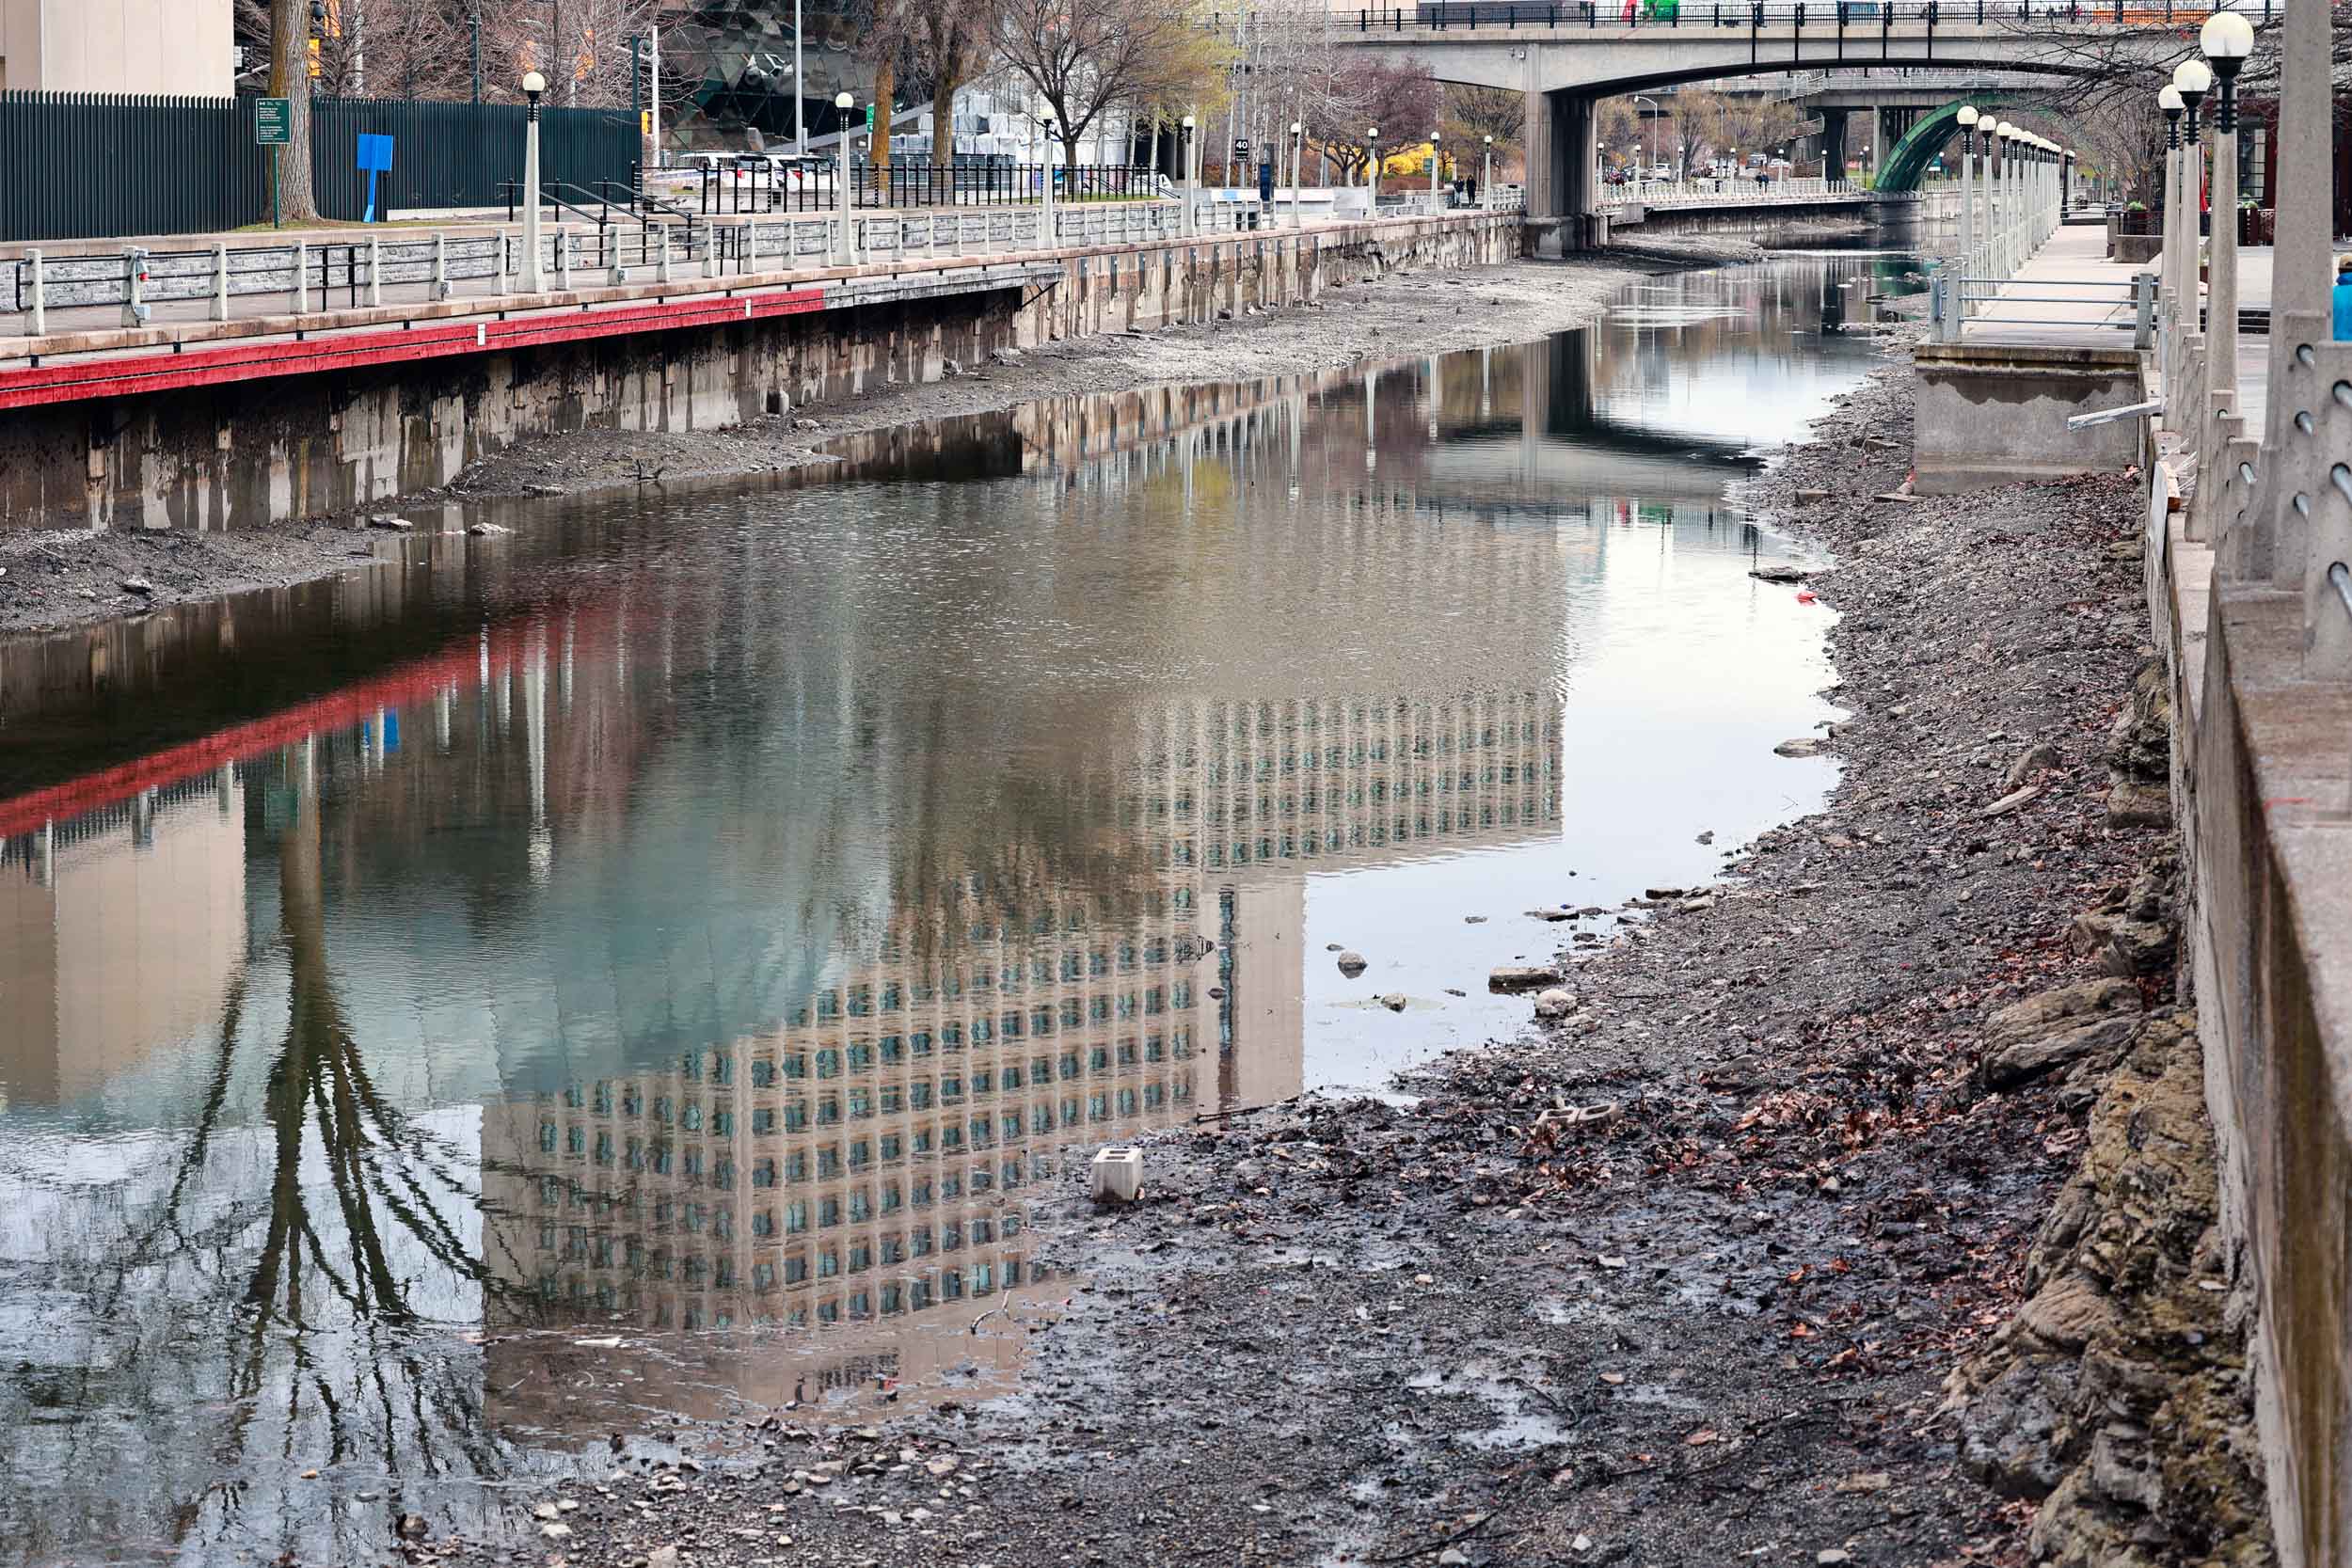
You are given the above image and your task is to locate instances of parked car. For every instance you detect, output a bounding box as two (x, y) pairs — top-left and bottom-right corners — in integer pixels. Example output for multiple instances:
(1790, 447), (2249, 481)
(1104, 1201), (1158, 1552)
(1651, 163), (1675, 180)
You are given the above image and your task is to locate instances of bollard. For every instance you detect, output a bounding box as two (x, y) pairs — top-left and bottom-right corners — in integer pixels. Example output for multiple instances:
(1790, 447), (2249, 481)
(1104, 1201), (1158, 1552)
(658, 225), (674, 282)
(294, 241), (310, 313)
(367, 236), (382, 307)
(212, 243), (230, 322)
(432, 232), (452, 300)
(745, 219), (759, 274)
(2133, 271), (2156, 350)
(121, 247), (151, 326)
(559, 229), (573, 290)
(703, 219), (720, 278)
(608, 228), (628, 287)
(27, 248), (44, 337)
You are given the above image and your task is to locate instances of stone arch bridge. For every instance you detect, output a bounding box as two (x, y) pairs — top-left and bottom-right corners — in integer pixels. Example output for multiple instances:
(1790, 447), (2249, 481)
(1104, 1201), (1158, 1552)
(1332, 0), (2217, 248)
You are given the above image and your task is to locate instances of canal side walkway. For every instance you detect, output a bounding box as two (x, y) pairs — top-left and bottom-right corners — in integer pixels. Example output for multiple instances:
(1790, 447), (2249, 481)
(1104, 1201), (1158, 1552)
(446, 339), (2251, 1568)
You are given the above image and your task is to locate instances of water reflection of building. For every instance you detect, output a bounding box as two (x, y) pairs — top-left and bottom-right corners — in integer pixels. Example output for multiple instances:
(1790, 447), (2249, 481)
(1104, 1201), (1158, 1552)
(478, 682), (1558, 1419)
(0, 773), (245, 1107)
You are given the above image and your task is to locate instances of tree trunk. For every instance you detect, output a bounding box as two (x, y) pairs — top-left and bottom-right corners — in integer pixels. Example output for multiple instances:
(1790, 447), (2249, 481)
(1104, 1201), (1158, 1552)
(930, 42), (966, 165)
(869, 56), (896, 196)
(269, 0), (322, 223)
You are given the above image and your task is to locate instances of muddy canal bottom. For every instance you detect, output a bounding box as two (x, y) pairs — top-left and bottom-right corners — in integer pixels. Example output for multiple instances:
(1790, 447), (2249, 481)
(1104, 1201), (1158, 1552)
(0, 256), (1909, 1564)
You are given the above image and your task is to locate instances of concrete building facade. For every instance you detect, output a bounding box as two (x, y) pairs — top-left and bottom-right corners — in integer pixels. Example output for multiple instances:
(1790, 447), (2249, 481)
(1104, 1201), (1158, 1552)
(0, 0), (235, 97)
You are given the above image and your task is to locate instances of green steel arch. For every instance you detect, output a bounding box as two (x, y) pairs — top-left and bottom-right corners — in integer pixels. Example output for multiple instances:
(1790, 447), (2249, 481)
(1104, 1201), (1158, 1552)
(1875, 98), (2013, 194)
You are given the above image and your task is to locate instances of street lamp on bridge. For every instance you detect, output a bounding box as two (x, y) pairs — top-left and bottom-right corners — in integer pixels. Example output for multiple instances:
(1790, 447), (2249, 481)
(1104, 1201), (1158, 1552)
(520, 69), (548, 293)
(2200, 8), (2256, 432)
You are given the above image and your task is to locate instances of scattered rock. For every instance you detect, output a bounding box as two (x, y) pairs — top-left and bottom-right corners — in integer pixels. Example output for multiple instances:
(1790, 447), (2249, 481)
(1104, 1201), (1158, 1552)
(118, 578), (153, 596)
(526, 483), (564, 497)
(1336, 950), (1368, 977)
(1379, 993), (1407, 1012)
(1979, 1013), (2139, 1091)
(1750, 564), (1813, 583)
(2002, 742), (2062, 791)
(2071, 908), (2176, 978)
(1773, 736), (1827, 758)
(1983, 978), (2140, 1046)
(1488, 964), (1565, 992)
(2105, 780), (2171, 830)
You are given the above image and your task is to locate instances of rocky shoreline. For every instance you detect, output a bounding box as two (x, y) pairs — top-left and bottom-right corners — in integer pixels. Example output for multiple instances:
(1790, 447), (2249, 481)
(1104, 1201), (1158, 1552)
(410, 327), (2264, 1567)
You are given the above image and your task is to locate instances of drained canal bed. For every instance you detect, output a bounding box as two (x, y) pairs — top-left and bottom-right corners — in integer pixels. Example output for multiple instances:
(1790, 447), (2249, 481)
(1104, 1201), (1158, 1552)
(0, 256), (1914, 1566)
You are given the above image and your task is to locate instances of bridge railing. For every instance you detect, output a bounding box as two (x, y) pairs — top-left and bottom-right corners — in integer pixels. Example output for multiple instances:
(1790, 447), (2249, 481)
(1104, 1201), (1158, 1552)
(1599, 175), (1867, 205)
(1349, 0), (2265, 29)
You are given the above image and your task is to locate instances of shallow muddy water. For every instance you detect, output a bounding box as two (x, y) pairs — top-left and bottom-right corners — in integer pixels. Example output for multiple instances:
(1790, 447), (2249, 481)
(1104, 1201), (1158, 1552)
(0, 254), (1916, 1565)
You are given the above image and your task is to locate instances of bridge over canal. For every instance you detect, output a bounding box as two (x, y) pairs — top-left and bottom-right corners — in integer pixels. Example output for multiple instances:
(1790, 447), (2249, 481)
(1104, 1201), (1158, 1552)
(1334, 0), (2225, 248)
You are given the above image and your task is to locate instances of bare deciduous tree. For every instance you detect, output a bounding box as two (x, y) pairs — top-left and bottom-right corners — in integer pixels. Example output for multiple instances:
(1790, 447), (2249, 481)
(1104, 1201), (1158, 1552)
(988, 0), (1230, 172)
(1309, 55), (1439, 182)
(1445, 84), (1525, 167)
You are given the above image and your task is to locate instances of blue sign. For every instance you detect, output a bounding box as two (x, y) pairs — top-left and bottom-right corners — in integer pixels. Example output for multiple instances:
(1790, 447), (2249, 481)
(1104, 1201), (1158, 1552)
(356, 133), (394, 221)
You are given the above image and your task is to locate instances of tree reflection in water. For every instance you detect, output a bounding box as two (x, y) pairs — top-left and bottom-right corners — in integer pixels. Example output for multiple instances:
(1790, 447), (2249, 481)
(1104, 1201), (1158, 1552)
(0, 753), (509, 1568)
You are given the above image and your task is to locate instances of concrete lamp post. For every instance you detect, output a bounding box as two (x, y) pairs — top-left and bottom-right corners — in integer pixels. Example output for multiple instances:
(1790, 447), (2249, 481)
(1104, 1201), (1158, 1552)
(1483, 134), (1494, 211)
(1181, 114), (1196, 235)
(520, 70), (548, 293)
(1368, 128), (1379, 202)
(1956, 105), (1979, 275)
(2173, 56), (2211, 358)
(1947, 104), (1980, 341)
(1291, 120), (1306, 228)
(1992, 122), (2012, 276)
(2157, 85), (2185, 377)
(2201, 8), (2254, 426)
(1040, 113), (1057, 249)
(834, 90), (856, 265)
(1429, 131), (1441, 209)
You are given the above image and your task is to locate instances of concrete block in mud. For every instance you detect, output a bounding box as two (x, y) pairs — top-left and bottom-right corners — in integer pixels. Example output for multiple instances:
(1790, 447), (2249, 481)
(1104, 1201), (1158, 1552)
(1488, 964), (1564, 992)
(1090, 1146), (1144, 1204)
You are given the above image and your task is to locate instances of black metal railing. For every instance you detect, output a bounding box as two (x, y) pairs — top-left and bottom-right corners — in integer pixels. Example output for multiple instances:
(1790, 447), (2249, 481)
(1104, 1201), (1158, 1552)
(1346, 0), (2277, 27)
(853, 162), (1156, 209)
(681, 160), (1165, 214)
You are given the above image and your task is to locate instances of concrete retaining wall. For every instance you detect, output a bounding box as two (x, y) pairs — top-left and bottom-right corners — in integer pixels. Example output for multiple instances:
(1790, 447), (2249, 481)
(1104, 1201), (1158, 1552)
(1910, 341), (2142, 493)
(0, 213), (1518, 532)
(2152, 501), (2352, 1568)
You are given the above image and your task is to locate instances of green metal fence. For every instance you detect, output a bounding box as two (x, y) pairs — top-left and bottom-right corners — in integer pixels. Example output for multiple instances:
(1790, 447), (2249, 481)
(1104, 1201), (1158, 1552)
(0, 91), (639, 243)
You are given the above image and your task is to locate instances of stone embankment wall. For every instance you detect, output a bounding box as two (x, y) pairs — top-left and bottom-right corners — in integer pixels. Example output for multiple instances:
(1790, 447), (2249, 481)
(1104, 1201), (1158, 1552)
(2149, 467), (2352, 1568)
(0, 213), (1518, 531)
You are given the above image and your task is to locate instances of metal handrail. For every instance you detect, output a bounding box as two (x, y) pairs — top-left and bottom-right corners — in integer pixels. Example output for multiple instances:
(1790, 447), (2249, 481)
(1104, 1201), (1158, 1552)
(1344, 0), (2278, 28)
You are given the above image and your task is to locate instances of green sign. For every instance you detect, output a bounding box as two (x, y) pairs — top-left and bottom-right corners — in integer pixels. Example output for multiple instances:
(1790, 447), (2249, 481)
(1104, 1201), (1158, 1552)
(864, 103), (876, 130)
(255, 97), (293, 146)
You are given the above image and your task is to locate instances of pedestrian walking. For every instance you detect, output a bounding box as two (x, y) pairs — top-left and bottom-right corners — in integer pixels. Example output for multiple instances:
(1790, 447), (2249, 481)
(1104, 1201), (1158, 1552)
(2335, 255), (2352, 341)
